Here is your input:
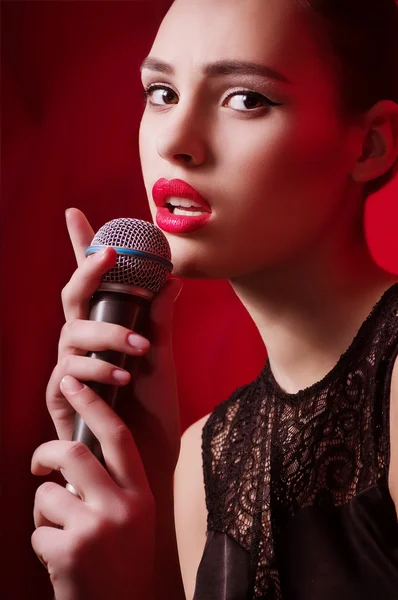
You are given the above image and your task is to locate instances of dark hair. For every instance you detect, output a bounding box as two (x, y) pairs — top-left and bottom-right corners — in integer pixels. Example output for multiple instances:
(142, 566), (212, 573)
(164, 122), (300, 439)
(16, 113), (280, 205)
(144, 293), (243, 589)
(298, 0), (398, 195)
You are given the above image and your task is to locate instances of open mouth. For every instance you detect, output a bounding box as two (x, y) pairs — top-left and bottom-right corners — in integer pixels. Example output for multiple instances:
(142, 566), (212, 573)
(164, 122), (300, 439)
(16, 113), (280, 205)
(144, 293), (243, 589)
(165, 197), (210, 216)
(152, 179), (212, 233)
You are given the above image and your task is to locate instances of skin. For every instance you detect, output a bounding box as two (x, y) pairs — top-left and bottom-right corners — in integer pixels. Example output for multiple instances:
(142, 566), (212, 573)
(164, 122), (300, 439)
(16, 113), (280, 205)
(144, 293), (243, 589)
(32, 210), (184, 599)
(32, 0), (398, 598)
(139, 0), (398, 390)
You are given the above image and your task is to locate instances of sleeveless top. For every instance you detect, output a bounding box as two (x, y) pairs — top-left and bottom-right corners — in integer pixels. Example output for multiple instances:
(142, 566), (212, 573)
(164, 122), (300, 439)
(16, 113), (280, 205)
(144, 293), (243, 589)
(193, 284), (398, 600)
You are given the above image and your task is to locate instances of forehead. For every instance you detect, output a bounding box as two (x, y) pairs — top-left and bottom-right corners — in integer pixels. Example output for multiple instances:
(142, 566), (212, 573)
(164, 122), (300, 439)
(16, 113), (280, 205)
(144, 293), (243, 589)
(148, 0), (327, 83)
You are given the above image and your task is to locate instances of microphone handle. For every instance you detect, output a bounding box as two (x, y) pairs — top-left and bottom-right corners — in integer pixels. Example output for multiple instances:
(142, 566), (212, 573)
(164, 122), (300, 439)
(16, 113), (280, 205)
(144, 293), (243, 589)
(66, 290), (150, 494)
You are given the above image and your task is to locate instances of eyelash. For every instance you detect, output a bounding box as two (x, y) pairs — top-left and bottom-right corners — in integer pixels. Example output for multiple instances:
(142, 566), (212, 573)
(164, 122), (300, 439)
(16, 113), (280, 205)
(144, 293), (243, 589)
(143, 84), (280, 111)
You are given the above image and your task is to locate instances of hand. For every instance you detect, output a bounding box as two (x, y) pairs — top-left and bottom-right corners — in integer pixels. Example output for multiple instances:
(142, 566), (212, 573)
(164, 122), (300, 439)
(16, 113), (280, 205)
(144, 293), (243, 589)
(47, 207), (183, 481)
(32, 208), (183, 598)
(32, 375), (155, 600)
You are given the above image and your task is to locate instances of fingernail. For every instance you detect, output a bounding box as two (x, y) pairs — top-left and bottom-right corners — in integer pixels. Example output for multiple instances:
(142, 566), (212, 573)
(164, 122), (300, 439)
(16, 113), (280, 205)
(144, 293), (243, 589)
(127, 333), (149, 352)
(95, 247), (109, 260)
(86, 247), (108, 261)
(112, 369), (130, 383)
(61, 375), (84, 393)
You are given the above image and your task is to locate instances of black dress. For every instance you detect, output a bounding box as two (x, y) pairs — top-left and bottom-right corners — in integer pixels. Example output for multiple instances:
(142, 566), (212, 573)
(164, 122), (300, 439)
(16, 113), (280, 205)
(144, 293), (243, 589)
(193, 284), (398, 600)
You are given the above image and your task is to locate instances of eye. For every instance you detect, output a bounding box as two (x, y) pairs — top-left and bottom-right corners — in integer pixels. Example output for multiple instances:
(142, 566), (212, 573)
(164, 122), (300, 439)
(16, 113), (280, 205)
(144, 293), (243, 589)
(223, 90), (280, 112)
(144, 84), (178, 106)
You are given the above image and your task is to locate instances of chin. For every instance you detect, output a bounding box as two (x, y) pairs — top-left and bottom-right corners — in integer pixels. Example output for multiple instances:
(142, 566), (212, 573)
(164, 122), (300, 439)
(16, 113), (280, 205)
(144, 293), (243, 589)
(169, 249), (212, 279)
(169, 245), (244, 280)
(164, 231), (272, 281)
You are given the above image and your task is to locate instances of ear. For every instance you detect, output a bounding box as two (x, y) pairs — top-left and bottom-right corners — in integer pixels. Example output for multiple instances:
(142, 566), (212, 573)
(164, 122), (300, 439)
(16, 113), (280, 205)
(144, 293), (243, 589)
(352, 100), (398, 184)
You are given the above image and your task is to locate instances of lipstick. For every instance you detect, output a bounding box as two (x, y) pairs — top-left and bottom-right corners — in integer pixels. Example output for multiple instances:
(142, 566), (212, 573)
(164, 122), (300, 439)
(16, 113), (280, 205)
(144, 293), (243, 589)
(152, 178), (212, 234)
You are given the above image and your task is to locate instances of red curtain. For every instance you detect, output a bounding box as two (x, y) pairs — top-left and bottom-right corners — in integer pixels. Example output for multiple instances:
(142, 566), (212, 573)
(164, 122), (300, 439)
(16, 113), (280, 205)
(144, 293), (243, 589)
(1, 2), (397, 598)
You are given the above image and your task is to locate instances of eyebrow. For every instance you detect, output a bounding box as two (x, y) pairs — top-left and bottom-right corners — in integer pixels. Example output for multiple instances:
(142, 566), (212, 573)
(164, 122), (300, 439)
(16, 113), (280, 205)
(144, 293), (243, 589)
(140, 57), (291, 84)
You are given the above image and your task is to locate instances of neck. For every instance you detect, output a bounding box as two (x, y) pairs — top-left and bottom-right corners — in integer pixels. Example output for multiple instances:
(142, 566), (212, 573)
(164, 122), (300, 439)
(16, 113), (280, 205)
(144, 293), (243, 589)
(230, 216), (397, 394)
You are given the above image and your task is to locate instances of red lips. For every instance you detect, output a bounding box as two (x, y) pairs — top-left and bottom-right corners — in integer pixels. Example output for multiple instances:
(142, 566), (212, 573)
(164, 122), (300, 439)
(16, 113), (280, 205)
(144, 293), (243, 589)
(152, 178), (212, 234)
(152, 179), (211, 211)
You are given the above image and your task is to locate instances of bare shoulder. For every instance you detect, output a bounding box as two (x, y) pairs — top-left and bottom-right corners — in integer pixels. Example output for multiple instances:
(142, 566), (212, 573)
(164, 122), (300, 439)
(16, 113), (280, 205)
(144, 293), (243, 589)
(389, 355), (398, 510)
(174, 413), (211, 600)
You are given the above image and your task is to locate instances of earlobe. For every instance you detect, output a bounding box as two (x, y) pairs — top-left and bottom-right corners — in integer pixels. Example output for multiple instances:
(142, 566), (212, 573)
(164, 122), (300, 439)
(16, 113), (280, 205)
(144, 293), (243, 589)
(351, 100), (398, 184)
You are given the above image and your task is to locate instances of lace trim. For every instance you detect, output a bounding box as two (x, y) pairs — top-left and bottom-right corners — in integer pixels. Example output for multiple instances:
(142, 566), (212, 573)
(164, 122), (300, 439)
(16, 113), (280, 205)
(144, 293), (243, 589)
(201, 283), (398, 599)
(263, 283), (398, 403)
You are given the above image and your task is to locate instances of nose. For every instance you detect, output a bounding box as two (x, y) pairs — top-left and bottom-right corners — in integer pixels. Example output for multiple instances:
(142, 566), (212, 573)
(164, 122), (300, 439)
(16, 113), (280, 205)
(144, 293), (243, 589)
(156, 105), (208, 167)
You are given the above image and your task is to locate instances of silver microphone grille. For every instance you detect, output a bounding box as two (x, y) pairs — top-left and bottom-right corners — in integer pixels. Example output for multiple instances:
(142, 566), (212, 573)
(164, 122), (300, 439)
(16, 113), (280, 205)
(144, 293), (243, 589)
(90, 218), (172, 294)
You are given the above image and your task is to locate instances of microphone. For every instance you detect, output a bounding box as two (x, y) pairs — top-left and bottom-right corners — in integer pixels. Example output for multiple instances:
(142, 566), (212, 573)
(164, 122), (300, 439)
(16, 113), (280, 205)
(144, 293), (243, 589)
(66, 218), (172, 495)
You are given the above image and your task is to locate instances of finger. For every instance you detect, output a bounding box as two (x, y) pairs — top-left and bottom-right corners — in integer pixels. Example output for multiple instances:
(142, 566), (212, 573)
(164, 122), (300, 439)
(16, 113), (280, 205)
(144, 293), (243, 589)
(45, 371), (76, 441)
(65, 208), (95, 267)
(31, 526), (67, 571)
(34, 481), (86, 529)
(58, 320), (150, 359)
(32, 439), (116, 503)
(55, 355), (131, 387)
(62, 247), (117, 321)
(60, 376), (149, 493)
(46, 356), (131, 441)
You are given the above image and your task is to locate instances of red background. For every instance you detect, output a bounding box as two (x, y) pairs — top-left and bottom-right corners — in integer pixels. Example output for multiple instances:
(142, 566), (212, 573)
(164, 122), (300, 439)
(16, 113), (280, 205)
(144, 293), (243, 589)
(1, 1), (397, 598)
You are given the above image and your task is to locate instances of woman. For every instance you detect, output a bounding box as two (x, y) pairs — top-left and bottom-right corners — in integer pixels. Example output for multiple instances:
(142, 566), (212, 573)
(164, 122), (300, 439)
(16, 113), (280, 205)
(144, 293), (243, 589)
(31, 0), (398, 598)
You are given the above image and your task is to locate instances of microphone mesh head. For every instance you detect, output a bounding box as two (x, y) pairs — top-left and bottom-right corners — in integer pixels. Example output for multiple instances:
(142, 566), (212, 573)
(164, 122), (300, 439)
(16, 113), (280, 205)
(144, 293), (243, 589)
(91, 218), (172, 294)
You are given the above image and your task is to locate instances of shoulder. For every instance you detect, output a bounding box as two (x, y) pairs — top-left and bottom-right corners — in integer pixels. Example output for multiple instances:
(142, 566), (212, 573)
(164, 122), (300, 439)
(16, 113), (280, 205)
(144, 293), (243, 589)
(387, 287), (398, 509)
(176, 413), (211, 484)
(175, 414), (211, 495)
(174, 414), (211, 600)
(182, 412), (212, 445)
(388, 356), (398, 510)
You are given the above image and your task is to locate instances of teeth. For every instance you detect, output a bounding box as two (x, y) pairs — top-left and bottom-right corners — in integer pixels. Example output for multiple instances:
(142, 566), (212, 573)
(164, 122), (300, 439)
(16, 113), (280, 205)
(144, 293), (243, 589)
(173, 208), (204, 216)
(167, 197), (202, 208)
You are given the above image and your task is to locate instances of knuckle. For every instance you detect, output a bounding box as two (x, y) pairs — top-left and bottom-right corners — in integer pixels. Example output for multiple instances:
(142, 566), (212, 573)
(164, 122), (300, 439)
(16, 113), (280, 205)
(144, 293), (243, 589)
(116, 490), (155, 525)
(60, 354), (73, 372)
(107, 495), (138, 528)
(61, 319), (75, 339)
(61, 284), (80, 314)
(65, 441), (90, 463)
(111, 423), (133, 446)
(45, 367), (58, 398)
(112, 505), (135, 529)
(45, 391), (55, 414)
(61, 284), (71, 306)
(31, 528), (40, 549)
(45, 384), (52, 406)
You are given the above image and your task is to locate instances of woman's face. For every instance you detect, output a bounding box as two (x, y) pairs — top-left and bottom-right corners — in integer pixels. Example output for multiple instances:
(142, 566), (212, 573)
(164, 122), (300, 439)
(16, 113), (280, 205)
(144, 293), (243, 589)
(139, 0), (362, 279)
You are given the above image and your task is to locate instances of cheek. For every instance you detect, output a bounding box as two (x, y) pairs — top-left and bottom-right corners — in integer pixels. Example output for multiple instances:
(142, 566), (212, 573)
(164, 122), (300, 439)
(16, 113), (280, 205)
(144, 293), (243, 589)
(137, 124), (157, 229)
(139, 117), (158, 178)
(137, 107), (351, 277)
(223, 108), (348, 213)
(205, 111), (351, 270)
(261, 106), (340, 160)
(138, 121), (149, 176)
